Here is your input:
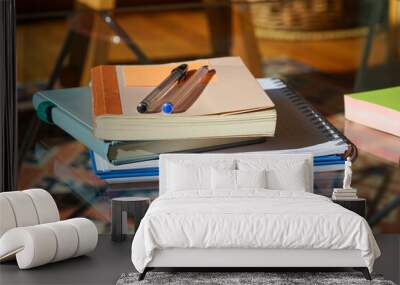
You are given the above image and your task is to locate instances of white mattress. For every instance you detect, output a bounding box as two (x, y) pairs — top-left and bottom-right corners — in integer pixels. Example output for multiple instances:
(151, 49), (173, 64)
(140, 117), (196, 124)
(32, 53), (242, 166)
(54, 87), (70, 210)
(131, 190), (380, 273)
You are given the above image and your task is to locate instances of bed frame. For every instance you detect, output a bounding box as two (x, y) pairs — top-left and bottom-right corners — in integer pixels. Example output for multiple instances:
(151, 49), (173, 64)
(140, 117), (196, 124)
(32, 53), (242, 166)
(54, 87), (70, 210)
(139, 248), (371, 280)
(138, 154), (372, 281)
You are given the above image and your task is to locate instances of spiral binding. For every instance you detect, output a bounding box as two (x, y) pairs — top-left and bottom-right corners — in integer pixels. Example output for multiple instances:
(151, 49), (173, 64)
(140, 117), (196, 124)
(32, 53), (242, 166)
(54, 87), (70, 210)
(270, 78), (358, 161)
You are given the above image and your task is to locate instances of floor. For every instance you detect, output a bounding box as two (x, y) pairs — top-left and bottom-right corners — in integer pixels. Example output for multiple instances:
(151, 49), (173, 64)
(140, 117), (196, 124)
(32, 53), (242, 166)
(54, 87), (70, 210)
(1, 235), (399, 285)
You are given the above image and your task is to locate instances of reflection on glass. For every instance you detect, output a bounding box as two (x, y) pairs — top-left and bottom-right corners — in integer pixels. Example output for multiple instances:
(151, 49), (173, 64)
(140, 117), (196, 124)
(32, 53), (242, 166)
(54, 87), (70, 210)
(16, 1), (400, 234)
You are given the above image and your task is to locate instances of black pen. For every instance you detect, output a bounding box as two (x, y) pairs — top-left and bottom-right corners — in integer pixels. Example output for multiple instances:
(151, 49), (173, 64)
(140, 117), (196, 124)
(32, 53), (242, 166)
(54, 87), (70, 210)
(137, 64), (188, 113)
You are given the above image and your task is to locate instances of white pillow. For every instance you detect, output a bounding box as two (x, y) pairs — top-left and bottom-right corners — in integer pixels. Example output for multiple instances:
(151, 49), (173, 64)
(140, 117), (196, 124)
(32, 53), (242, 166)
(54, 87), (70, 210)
(211, 169), (267, 190)
(211, 168), (236, 190)
(238, 159), (309, 191)
(237, 169), (267, 189)
(167, 160), (235, 191)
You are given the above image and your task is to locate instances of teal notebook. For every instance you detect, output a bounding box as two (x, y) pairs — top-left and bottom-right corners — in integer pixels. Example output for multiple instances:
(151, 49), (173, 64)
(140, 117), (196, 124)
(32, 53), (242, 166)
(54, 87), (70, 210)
(33, 87), (263, 165)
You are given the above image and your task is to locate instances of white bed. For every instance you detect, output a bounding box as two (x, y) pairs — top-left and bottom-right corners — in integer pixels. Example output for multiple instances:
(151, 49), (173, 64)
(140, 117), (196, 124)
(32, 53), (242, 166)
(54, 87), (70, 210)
(131, 154), (380, 280)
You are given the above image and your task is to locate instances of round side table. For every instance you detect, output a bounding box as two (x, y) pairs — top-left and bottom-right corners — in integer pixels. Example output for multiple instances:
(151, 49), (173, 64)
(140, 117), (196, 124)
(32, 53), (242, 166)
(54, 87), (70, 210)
(111, 197), (151, 242)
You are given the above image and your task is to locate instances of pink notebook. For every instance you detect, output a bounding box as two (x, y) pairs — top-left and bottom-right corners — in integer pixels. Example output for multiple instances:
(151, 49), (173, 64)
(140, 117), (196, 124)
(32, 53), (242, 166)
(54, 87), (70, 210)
(344, 87), (400, 137)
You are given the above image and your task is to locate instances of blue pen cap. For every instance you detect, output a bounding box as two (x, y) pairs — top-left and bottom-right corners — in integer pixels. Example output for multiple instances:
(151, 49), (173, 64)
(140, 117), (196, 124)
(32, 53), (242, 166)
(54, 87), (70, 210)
(162, 102), (174, 114)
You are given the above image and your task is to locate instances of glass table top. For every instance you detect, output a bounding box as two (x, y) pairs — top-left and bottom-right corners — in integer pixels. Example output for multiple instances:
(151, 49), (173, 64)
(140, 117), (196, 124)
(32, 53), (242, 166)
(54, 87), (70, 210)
(16, 1), (400, 234)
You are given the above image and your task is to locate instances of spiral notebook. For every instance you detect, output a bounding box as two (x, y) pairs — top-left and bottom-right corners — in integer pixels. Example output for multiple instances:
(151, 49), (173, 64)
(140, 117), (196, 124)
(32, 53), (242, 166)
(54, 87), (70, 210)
(211, 78), (357, 159)
(92, 78), (356, 183)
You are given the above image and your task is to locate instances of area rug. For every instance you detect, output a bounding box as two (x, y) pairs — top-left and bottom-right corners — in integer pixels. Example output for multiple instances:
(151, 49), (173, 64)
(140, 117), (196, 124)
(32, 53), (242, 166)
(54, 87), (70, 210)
(116, 271), (395, 285)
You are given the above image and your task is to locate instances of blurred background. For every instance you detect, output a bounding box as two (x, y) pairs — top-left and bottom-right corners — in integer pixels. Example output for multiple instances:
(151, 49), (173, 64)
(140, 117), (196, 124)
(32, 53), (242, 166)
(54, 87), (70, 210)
(15, 0), (400, 234)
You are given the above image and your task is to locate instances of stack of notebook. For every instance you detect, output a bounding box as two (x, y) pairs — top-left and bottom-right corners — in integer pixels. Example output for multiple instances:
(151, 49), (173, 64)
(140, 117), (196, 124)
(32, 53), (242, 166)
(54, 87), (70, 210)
(34, 57), (275, 164)
(86, 78), (353, 192)
(33, 57), (356, 196)
(332, 188), (358, 200)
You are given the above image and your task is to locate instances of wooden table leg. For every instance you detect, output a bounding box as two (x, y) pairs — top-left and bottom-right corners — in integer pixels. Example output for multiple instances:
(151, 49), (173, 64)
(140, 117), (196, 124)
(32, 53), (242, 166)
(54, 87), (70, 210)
(203, 0), (232, 57)
(231, 1), (263, 77)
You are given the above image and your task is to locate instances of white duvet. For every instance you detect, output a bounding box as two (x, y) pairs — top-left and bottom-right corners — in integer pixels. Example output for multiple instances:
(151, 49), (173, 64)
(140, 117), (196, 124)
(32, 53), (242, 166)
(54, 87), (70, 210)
(131, 190), (380, 273)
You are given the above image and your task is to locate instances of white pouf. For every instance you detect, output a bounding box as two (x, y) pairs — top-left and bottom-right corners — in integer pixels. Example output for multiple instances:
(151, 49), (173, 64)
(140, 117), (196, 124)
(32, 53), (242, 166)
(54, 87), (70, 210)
(0, 189), (60, 236)
(0, 189), (98, 269)
(0, 218), (98, 269)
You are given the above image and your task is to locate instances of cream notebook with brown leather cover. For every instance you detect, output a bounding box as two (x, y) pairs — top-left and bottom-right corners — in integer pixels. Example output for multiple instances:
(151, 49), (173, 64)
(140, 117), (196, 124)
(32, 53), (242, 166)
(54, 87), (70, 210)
(91, 57), (276, 141)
